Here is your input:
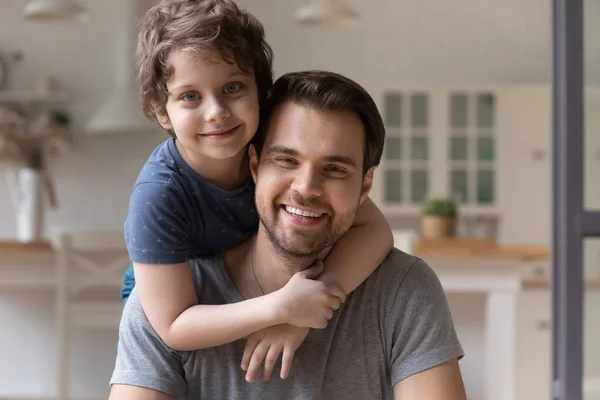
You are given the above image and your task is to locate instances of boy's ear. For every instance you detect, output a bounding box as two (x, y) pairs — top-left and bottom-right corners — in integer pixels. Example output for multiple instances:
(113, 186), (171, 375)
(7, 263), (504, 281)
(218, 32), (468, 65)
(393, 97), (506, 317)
(359, 167), (376, 205)
(152, 100), (173, 130)
(249, 145), (259, 183)
(156, 112), (173, 130)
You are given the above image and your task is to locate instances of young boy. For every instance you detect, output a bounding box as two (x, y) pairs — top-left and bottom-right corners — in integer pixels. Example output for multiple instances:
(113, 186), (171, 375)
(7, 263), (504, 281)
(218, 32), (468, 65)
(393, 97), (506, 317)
(122, 0), (394, 382)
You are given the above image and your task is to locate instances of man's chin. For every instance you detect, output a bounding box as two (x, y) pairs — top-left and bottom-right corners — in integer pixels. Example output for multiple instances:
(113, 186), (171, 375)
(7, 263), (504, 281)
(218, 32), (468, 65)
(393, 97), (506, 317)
(273, 235), (329, 259)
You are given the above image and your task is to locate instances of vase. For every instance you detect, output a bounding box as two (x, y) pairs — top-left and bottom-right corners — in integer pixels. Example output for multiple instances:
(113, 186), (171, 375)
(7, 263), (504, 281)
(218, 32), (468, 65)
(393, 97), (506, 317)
(7, 168), (44, 242)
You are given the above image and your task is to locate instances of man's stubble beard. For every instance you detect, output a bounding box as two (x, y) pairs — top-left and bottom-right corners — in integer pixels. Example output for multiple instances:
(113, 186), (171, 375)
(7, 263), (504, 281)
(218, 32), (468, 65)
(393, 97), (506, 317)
(255, 193), (358, 261)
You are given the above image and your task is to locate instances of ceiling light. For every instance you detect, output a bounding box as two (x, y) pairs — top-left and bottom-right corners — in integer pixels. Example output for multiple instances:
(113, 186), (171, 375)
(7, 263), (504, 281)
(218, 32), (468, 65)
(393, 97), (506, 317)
(23, 0), (88, 22)
(295, 0), (360, 27)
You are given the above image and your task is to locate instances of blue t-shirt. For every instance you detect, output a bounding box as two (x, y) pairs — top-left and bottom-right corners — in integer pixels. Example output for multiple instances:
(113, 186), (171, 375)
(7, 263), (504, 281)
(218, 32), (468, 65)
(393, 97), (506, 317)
(121, 138), (258, 298)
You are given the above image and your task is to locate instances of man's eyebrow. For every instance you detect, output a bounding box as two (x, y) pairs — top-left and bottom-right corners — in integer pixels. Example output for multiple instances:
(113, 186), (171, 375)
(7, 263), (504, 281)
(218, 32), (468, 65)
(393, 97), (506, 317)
(266, 146), (358, 168)
(324, 155), (357, 168)
(266, 146), (300, 157)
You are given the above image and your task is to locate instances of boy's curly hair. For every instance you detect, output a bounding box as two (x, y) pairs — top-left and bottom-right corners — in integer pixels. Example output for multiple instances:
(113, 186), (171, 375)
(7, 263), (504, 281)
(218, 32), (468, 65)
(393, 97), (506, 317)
(136, 0), (273, 134)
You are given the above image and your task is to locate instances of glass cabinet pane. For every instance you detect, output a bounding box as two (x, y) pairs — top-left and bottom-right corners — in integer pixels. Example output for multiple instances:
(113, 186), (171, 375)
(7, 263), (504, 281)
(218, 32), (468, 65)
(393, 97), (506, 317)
(385, 137), (402, 160)
(477, 169), (495, 204)
(450, 93), (468, 128)
(384, 93), (402, 127)
(411, 169), (428, 203)
(384, 169), (403, 203)
(451, 169), (468, 203)
(477, 137), (495, 161)
(411, 93), (429, 128)
(450, 137), (468, 160)
(411, 137), (429, 160)
(476, 93), (495, 128)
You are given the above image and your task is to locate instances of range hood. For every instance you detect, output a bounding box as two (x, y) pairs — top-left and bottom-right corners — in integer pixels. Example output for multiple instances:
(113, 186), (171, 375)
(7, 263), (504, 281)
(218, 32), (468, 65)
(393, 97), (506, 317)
(86, 0), (153, 133)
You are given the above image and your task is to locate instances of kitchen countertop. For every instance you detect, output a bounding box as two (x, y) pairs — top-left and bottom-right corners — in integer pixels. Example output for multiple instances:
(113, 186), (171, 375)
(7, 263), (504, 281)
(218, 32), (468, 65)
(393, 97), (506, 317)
(413, 237), (600, 289)
(0, 240), (53, 252)
(413, 238), (550, 261)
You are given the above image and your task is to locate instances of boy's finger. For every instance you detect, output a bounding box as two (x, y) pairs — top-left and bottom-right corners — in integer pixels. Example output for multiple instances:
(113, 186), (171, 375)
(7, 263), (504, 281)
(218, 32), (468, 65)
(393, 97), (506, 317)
(328, 285), (346, 303)
(262, 345), (282, 381)
(241, 338), (259, 371)
(246, 342), (269, 383)
(280, 346), (297, 379)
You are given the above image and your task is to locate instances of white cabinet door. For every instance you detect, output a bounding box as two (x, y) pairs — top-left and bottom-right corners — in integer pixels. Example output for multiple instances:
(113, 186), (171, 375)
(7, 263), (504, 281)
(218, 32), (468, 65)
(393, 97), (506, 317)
(495, 86), (551, 246)
(516, 289), (551, 400)
(584, 291), (600, 399)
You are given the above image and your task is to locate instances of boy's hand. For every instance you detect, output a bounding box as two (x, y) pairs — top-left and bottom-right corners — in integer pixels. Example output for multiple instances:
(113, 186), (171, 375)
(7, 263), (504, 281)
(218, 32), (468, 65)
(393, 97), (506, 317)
(241, 324), (310, 382)
(273, 260), (346, 329)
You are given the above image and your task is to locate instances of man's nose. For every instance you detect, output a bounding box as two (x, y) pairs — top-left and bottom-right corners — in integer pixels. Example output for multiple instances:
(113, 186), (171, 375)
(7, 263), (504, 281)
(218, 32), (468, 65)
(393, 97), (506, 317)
(290, 167), (323, 198)
(203, 96), (230, 123)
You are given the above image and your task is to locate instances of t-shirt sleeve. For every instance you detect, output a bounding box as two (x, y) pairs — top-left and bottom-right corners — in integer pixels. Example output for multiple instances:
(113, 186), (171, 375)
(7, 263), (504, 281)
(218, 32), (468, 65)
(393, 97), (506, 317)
(124, 181), (195, 264)
(387, 258), (464, 386)
(110, 289), (187, 398)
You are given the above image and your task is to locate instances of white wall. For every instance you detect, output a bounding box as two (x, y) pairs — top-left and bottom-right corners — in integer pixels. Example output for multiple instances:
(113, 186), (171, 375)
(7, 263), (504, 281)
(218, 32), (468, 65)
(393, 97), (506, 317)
(0, 0), (559, 239)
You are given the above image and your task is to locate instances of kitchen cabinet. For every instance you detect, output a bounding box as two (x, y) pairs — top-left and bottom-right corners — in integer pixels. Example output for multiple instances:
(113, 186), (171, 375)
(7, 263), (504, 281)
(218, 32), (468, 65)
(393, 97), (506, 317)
(368, 84), (600, 247)
(516, 286), (600, 400)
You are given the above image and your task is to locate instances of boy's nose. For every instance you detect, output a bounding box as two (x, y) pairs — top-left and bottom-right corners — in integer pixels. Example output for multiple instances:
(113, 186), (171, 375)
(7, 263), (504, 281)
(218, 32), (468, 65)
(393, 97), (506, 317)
(204, 97), (230, 122)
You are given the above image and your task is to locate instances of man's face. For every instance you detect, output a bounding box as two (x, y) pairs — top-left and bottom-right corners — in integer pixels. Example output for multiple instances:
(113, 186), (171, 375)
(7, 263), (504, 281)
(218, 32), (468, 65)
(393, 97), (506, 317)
(250, 101), (374, 258)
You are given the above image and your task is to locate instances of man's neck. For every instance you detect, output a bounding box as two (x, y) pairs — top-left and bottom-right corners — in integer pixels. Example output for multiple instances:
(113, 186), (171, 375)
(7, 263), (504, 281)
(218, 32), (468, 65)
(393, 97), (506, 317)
(224, 230), (320, 299)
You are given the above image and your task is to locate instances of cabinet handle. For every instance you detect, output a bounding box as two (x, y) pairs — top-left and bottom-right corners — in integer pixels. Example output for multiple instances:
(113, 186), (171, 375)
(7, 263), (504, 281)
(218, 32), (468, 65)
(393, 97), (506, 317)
(537, 320), (550, 330)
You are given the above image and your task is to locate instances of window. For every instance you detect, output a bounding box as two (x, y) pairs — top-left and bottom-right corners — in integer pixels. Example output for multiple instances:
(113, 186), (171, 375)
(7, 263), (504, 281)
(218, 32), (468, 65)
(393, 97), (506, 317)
(377, 88), (497, 212)
(449, 92), (496, 205)
(382, 91), (430, 204)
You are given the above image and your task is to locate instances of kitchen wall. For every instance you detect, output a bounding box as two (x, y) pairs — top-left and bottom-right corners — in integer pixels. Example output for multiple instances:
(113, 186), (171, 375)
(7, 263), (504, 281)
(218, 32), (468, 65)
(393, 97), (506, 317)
(0, 0), (559, 239)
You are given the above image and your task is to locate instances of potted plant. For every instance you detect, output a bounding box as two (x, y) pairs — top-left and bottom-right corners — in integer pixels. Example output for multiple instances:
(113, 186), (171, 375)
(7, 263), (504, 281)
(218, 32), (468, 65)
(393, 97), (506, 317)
(420, 197), (457, 239)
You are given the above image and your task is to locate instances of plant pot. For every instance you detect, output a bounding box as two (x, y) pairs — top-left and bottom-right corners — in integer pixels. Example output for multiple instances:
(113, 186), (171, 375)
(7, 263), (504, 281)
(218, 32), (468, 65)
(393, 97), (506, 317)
(421, 216), (456, 239)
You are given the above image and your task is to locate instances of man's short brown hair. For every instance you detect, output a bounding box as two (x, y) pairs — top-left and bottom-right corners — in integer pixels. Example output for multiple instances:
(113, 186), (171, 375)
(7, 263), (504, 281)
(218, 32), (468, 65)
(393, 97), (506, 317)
(253, 71), (386, 175)
(136, 0), (273, 134)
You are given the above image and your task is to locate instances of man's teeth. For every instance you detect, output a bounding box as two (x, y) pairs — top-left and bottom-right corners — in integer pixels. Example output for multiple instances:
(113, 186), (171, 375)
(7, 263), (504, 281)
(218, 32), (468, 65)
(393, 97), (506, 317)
(284, 206), (322, 218)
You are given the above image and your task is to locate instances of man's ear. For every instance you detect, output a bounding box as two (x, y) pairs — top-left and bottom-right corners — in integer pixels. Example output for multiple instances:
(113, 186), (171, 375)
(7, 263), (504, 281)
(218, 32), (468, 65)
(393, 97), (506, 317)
(249, 144), (259, 183)
(359, 167), (376, 205)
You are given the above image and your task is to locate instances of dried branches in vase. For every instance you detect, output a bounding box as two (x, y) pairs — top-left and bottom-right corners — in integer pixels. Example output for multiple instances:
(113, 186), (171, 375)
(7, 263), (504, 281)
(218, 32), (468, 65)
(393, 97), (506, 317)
(1, 104), (71, 236)
(0, 105), (70, 173)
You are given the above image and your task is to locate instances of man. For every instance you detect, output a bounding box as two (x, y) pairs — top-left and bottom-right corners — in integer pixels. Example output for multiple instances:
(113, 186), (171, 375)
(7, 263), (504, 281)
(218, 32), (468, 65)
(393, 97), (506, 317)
(110, 71), (466, 399)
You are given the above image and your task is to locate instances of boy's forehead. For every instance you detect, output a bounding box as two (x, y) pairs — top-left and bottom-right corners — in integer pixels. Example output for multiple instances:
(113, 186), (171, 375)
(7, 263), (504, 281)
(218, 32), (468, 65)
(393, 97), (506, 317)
(165, 48), (252, 88)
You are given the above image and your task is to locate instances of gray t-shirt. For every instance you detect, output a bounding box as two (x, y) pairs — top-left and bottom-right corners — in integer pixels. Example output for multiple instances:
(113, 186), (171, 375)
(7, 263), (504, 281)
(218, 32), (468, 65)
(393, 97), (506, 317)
(111, 248), (463, 399)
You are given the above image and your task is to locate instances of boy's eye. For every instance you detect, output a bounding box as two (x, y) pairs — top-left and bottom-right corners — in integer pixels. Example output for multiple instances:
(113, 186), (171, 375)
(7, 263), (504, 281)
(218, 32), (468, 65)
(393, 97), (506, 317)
(223, 83), (242, 94)
(181, 92), (200, 102)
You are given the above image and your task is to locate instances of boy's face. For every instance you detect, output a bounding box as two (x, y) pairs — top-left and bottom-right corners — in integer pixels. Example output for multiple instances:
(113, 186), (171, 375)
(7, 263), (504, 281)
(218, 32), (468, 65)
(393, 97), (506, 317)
(160, 49), (260, 165)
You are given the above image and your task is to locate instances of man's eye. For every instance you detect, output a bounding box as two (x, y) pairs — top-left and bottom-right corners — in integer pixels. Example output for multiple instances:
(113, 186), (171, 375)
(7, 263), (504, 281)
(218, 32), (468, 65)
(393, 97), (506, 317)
(326, 166), (347, 175)
(181, 92), (200, 102)
(223, 83), (242, 94)
(276, 157), (297, 166)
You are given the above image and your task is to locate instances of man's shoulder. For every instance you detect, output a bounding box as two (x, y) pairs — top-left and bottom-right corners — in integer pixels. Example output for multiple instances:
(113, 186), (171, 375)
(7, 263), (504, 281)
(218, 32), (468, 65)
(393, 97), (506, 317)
(375, 247), (432, 282)
(361, 248), (442, 301)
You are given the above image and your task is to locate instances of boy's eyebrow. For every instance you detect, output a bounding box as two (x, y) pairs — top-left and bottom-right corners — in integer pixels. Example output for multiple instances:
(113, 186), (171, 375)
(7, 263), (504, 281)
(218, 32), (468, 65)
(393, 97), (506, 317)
(168, 72), (249, 93)
(266, 145), (358, 168)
